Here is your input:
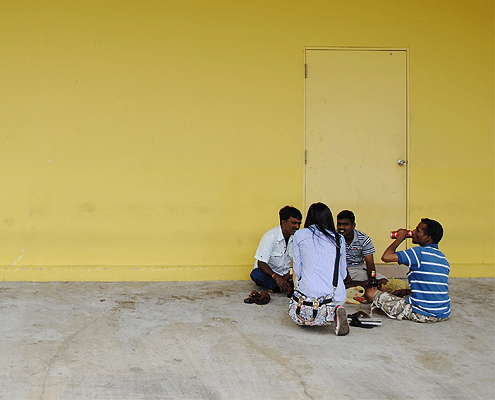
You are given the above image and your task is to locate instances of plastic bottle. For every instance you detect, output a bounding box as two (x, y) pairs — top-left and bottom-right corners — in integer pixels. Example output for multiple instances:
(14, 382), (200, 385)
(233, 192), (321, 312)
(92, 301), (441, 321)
(369, 271), (379, 289)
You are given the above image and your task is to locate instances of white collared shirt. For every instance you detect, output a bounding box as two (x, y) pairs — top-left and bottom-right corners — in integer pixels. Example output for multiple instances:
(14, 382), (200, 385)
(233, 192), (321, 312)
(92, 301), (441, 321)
(254, 225), (294, 276)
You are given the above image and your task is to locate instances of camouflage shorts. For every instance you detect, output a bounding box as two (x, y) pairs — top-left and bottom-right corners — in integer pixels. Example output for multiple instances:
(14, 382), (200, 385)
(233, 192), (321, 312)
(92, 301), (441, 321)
(372, 290), (449, 323)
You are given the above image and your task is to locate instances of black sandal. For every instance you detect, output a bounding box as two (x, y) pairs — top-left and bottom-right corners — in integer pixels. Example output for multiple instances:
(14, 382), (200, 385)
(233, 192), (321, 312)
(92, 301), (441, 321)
(347, 311), (382, 328)
(348, 314), (374, 329)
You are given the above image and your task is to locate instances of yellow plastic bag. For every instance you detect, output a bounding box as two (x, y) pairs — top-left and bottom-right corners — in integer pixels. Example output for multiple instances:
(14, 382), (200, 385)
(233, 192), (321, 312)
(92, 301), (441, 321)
(381, 278), (407, 293)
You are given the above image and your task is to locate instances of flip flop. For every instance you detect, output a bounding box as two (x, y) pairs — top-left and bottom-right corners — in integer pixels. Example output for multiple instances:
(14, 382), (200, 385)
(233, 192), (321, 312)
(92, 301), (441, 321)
(257, 290), (270, 305)
(244, 290), (261, 304)
(348, 314), (374, 329)
(347, 311), (382, 326)
(351, 310), (382, 324)
(349, 310), (371, 319)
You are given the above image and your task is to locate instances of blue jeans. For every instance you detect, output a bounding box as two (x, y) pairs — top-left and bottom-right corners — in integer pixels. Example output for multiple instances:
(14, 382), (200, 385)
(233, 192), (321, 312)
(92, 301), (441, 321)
(250, 268), (279, 291)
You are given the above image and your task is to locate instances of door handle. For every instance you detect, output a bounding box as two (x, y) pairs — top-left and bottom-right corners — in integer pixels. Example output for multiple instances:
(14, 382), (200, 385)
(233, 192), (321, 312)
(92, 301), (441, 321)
(398, 159), (408, 166)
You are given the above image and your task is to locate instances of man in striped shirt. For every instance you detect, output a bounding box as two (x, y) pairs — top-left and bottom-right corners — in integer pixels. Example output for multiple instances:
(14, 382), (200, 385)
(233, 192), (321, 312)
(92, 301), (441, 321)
(365, 218), (450, 322)
(337, 210), (388, 288)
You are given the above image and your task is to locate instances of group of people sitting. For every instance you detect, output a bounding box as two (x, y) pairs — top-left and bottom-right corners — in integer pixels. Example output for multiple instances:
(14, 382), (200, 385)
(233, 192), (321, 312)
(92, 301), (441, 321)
(247, 204), (451, 336)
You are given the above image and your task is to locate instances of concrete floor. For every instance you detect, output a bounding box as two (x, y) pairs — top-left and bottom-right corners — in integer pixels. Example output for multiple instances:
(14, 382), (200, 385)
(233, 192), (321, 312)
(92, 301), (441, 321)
(0, 278), (493, 400)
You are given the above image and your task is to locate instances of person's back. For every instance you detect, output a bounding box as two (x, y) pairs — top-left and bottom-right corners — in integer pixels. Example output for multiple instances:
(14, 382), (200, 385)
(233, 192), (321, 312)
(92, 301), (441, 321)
(399, 243), (450, 319)
(293, 226), (346, 301)
(289, 202), (350, 335)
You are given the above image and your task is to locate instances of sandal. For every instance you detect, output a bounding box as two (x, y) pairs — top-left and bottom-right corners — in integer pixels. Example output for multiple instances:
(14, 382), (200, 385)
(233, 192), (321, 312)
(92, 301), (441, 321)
(348, 314), (374, 329)
(244, 290), (261, 304)
(257, 290), (270, 305)
(347, 311), (382, 327)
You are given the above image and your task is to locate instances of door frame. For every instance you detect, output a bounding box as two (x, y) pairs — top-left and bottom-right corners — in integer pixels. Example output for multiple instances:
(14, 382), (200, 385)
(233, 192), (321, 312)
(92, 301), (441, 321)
(303, 46), (411, 231)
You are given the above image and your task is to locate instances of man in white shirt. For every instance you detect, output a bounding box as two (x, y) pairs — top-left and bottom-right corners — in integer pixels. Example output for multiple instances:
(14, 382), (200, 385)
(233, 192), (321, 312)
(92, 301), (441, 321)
(250, 206), (302, 294)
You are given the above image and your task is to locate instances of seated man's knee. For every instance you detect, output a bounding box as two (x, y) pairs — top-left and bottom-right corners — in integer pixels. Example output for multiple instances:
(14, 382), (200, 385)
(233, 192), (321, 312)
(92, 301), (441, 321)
(250, 268), (264, 282)
(250, 268), (278, 290)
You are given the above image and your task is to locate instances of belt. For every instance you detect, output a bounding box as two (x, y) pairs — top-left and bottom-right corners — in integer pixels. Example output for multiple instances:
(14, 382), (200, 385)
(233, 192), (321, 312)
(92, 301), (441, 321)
(291, 295), (334, 306)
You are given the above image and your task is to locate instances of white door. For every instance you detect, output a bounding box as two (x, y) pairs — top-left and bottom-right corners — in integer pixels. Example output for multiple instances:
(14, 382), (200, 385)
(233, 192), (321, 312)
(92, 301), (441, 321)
(304, 49), (408, 255)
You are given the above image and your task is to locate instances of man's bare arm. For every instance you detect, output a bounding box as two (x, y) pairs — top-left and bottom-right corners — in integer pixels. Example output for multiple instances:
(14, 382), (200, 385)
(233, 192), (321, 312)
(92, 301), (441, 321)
(364, 254), (375, 279)
(257, 261), (290, 293)
(257, 261), (274, 276)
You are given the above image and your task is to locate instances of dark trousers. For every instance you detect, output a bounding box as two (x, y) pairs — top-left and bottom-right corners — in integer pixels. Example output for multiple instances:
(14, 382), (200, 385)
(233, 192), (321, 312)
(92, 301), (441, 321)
(250, 268), (294, 294)
(250, 268), (279, 291)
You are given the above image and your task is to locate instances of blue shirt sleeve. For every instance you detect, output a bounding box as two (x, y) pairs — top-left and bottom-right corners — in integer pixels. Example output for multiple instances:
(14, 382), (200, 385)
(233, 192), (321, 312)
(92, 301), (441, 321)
(397, 247), (420, 268)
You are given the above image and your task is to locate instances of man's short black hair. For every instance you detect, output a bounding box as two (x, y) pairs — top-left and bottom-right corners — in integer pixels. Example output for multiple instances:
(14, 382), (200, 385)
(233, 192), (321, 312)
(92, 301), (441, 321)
(279, 206), (302, 223)
(421, 218), (444, 244)
(336, 210), (355, 224)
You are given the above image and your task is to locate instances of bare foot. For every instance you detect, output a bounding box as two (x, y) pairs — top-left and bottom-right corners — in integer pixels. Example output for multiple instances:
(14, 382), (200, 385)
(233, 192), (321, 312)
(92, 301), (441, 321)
(364, 287), (379, 303)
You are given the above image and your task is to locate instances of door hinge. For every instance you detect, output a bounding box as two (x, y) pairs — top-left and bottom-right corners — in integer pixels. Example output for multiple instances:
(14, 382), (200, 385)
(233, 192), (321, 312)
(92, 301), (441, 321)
(304, 64), (308, 78)
(305, 150), (307, 164)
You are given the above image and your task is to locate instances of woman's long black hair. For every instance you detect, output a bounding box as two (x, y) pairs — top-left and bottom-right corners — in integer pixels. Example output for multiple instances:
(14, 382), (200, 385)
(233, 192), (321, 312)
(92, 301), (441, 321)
(304, 202), (340, 247)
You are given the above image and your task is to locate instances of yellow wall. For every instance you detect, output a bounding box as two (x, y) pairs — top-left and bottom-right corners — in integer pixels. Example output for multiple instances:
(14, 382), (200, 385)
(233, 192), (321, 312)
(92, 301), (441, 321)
(0, 0), (493, 281)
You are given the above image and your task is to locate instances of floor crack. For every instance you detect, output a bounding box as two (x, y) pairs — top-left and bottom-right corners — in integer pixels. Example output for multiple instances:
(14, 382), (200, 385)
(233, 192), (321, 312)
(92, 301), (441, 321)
(39, 315), (104, 400)
(226, 320), (316, 400)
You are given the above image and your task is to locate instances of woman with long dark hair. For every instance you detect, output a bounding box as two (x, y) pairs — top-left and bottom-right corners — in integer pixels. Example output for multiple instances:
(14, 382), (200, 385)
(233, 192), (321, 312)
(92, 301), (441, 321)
(289, 202), (349, 335)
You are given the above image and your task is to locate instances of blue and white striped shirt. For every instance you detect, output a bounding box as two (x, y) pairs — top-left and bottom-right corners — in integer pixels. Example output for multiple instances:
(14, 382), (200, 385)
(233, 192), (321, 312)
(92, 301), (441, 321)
(397, 244), (450, 319)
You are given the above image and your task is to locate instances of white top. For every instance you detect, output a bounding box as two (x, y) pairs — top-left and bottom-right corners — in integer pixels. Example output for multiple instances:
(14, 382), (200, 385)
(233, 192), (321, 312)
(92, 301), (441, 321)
(254, 226), (294, 276)
(293, 225), (347, 301)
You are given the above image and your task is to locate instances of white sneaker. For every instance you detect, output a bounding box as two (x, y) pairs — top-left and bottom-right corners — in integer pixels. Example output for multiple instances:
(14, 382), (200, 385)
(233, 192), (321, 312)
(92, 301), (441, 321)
(335, 306), (350, 336)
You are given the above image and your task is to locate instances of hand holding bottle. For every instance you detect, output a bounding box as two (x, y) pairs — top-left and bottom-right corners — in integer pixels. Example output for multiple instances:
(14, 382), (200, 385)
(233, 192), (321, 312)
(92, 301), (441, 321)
(368, 271), (379, 289)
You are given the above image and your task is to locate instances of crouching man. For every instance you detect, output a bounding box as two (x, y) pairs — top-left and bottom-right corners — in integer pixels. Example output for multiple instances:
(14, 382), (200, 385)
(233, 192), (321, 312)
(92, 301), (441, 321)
(250, 206), (302, 294)
(365, 218), (450, 323)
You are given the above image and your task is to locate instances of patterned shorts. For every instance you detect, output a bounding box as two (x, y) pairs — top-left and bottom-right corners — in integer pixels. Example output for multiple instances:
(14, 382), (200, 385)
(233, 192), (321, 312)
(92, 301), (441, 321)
(372, 290), (449, 323)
